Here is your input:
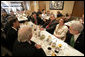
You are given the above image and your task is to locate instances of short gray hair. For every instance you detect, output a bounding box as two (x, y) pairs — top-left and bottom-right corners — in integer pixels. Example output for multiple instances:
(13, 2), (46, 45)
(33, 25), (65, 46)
(70, 21), (84, 33)
(18, 26), (32, 42)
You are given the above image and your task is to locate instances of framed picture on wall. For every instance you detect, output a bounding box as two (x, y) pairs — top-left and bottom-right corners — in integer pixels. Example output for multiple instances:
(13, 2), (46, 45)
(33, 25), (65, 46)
(49, 1), (64, 10)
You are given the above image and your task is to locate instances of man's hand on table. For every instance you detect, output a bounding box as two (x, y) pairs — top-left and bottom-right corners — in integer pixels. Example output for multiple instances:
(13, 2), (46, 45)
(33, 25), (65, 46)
(40, 28), (44, 30)
(35, 44), (41, 49)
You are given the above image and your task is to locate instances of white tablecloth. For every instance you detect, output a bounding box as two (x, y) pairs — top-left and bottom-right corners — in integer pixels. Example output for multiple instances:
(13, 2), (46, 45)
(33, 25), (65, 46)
(16, 14), (28, 22)
(18, 17), (28, 21)
(31, 31), (84, 56)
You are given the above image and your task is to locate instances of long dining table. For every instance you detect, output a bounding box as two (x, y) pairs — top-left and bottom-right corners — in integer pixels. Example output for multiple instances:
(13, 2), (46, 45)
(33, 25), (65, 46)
(20, 21), (84, 56)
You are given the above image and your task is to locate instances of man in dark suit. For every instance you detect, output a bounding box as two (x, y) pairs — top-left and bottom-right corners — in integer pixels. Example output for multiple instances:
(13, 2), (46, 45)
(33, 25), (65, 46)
(37, 12), (45, 26)
(43, 14), (58, 34)
(57, 11), (63, 18)
(65, 22), (84, 54)
(36, 9), (42, 16)
(4, 16), (15, 34)
(30, 12), (38, 25)
(6, 17), (20, 52)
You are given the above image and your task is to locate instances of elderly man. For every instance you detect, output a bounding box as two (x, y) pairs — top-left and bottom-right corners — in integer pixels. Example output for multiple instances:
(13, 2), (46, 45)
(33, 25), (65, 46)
(43, 14), (58, 34)
(13, 26), (46, 56)
(65, 21), (84, 53)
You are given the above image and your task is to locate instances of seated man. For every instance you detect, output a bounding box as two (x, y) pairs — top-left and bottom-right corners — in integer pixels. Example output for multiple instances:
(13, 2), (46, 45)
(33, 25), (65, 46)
(4, 16), (15, 34)
(30, 12), (38, 25)
(13, 26), (46, 56)
(6, 17), (20, 52)
(57, 11), (63, 18)
(65, 21), (84, 53)
(37, 12), (45, 26)
(36, 9), (42, 16)
(44, 14), (58, 34)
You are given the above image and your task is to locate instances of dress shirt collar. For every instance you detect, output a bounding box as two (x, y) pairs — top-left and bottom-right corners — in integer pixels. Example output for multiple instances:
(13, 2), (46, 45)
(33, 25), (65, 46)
(12, 27), (17, 31)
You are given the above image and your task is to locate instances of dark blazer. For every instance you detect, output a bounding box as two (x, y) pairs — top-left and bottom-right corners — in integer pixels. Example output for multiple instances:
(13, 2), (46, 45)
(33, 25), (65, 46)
(4, 22), (12, 34)
(30, 16), (38, 25)
(27, 16), (31, 21)
(45, 19), (58, 34)
(43, 19), (51, 28)
(1, 30), (7, 48)
(6, 27), (18, 52)
(65, 31), (73, 45)
(36, 11), (42, 16)
(37, 16), (45, 25)
(74, 30), (84, 54)
(13, 40), (46, 56)
(65, 31), (84, 54)
(57, 13), (63, 18)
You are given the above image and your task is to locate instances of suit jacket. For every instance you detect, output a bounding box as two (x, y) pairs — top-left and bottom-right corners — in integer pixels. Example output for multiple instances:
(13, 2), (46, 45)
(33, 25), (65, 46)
(57, 13), (63, 18)
(36, 11), (42, 16)
(65, 31), (84, 54)
(6, 27), (18, 52)
(13, 40), (46, 56)
(74, 30), (84, 54)
(37, 16), (45, 25)
(27, 16), (31, 21)
(1, 30), (7, 48)
(30, 16), (38, 25)
(46, 19), (58, 34)
(65, 31), (73, 45)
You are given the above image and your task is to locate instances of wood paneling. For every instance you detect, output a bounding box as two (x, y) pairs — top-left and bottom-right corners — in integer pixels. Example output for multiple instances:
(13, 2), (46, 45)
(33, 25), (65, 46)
(30, 1), (34, 12)
(38, 1), (46, 12)
(72, 1), (84, 17)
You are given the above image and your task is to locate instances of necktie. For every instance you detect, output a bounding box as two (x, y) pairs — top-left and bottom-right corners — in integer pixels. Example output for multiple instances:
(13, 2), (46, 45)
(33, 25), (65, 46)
(34, 18), (37, 24)
(46, 21), (52, 29)
(70, 35), (75, 47)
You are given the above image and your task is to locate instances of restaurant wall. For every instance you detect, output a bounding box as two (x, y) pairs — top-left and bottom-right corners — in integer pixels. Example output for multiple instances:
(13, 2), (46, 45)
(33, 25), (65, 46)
(29, 1), (39, 12)
(29, 1), (75, 15)
(34, 1), (39, 12)
(46, 1), (75, 15)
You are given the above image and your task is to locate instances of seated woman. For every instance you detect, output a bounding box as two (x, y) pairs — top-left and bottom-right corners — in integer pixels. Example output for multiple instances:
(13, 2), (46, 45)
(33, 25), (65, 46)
(13, 26), (46, 56)
(45, 14), (58, 34)
(4, 16), (15, 34)
(54, 19), (68, 41)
